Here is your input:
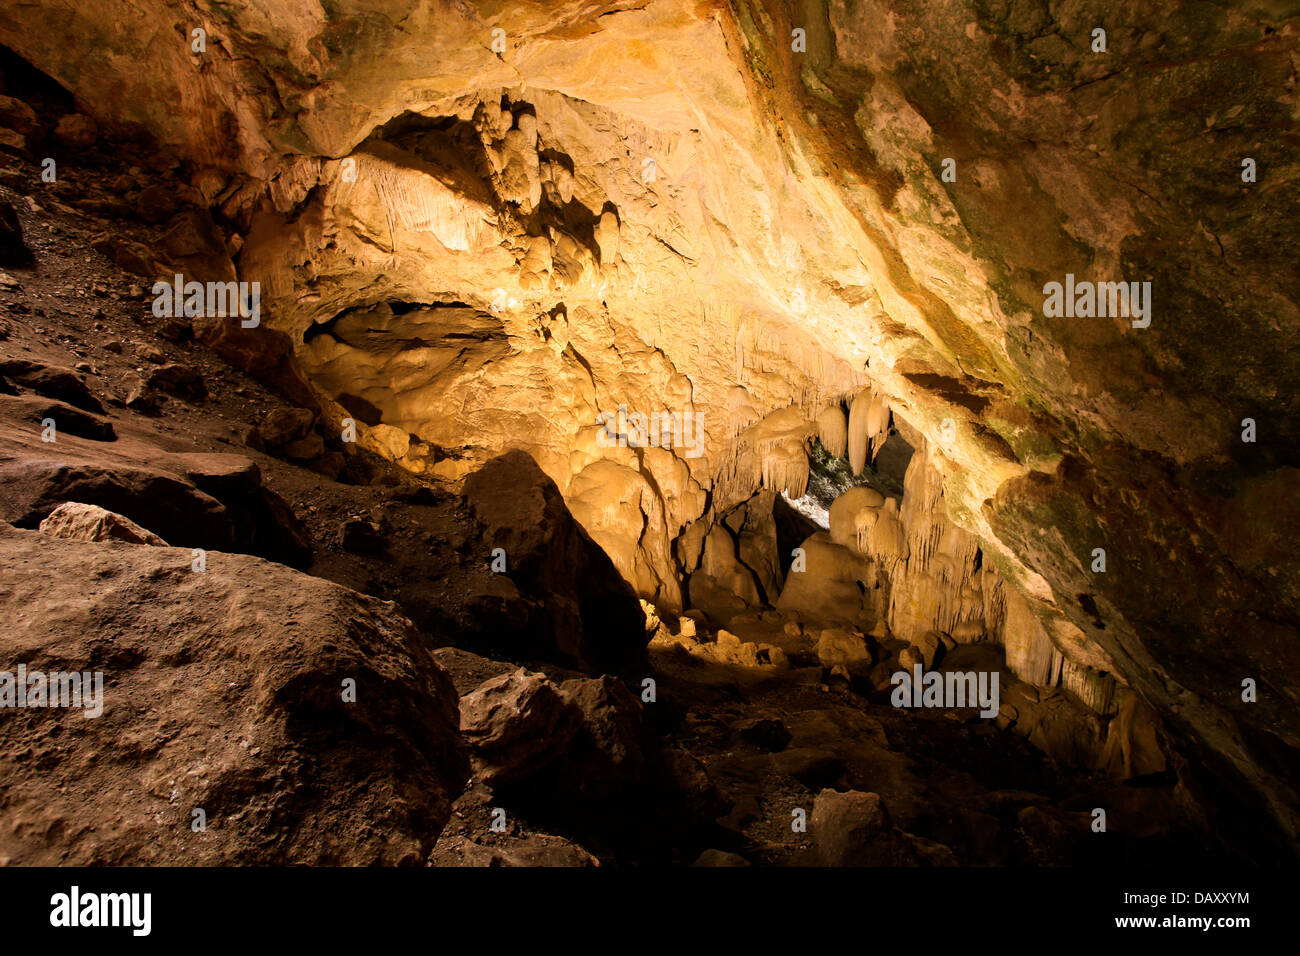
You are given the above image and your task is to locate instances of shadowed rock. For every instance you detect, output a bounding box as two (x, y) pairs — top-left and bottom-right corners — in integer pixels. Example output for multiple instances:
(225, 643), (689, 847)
(462, 450), (647, 674)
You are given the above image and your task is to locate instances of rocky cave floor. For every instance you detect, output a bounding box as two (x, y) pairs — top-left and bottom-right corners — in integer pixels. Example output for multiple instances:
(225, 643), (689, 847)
(0, 96), (1228, 868)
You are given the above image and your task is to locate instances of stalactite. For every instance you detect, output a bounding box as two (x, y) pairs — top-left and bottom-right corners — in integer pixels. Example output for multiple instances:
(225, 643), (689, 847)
(866, 392), (891, 461)
(715, 404), (816, 507)
(756, 435), (810, 500)
(1000, 587), (1060, 687)
(1061, 659), (1119, 715)
(847, 389), (873, 476)
(816, 404), (847, 458)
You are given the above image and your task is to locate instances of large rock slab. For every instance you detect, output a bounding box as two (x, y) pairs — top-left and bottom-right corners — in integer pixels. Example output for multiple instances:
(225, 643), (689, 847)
(0, 523), (468, 865)
(0, 441), (311, 569)
(0, 359), (103, 413)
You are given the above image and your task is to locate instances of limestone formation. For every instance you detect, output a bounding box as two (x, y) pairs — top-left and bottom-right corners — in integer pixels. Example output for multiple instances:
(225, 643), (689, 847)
(777, 532), (886, 629)
(0, 0), (1295, 862)
(828, 486), (884, 554)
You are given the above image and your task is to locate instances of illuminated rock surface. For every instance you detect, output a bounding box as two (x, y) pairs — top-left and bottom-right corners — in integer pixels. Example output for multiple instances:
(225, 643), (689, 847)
(0, 0), (1296, 861)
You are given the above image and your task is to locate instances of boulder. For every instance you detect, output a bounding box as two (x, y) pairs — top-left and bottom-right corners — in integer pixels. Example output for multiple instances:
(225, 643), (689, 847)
(657, 747), (733, 823)
(774, 748), (845, 790)
(0, 95), (38, 137)
(12, 396), (115, 442)
(135, 184), (179, 224)
(777, 532), (886, 629)
(459, 668), (581, 786)
(0, 442), (311, 569)
(256, 407), (314, 447)
(429, 646), (515, 696)
(733, 716), (791, 752)
(0, 523), (468, 864)
(146, 363), (206, 402)
(557, 675), (644, 793)
(811, 789), (913, 866)
(0, 359), (103, 413)
(337, 518), (385, 554)
(462, 450), (646, 674)
(309, 450), (346, 480)
(0, 199), (31, 266)
(282, 432), (325, 461)
(368, 423), (411, 461)
(913, 631), (944, 670)
(37, 501), (168, 545)
(90, 235), (155, 276)
(816, 627), (875, 675)
(175, 453), (312, 569)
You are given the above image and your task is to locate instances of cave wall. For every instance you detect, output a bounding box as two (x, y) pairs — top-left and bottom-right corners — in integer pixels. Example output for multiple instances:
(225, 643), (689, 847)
(3, 0), (1296, 850)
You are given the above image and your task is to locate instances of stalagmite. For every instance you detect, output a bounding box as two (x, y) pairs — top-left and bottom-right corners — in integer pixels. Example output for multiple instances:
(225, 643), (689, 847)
(594, 210), (620, 265)
(879, 436), (1001, 645)
(828, 486), (884, 554)
(867, 497), (908, 570)
(519, 235), (552, 291)
(816, 404), (847, 458)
